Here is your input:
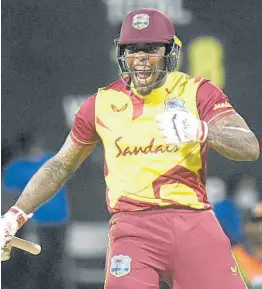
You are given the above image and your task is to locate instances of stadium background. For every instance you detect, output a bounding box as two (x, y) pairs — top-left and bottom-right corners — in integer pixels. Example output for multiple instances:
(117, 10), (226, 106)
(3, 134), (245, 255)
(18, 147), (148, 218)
(2, 0), (262, 288)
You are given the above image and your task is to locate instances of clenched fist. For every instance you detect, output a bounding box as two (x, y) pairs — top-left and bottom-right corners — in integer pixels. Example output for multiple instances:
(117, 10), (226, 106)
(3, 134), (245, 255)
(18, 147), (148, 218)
(156, 110), (208, 144)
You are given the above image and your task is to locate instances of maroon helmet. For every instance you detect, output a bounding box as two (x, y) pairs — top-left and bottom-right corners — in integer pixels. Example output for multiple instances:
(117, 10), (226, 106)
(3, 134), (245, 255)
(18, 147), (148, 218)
(115, 8), (182, 82)
(119, 8), (175, 45)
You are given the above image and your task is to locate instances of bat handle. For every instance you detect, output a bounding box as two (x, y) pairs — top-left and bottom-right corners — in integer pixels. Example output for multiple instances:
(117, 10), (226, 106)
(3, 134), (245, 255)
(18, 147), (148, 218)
(10, 236), (41, 255)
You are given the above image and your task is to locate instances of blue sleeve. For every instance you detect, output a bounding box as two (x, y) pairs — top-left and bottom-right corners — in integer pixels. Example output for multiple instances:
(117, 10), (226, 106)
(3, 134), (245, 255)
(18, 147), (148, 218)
(2, 161), (29, 195)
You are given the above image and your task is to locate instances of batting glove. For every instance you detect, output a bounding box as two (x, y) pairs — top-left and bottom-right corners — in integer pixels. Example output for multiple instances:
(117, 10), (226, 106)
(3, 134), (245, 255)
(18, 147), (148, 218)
(0, 206), (31, 261)
(156, 110), (208, 144)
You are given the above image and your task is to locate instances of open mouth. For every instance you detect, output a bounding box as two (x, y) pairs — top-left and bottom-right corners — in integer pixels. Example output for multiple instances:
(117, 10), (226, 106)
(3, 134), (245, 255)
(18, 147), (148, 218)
(134, 67), (154, 83)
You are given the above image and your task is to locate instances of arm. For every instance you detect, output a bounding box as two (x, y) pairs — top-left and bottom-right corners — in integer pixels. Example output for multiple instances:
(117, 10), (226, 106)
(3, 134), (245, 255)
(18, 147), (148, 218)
(206, 113), (260, 161)
(159, 84), (260, 161)
(1, 96), (98, 260)
(15, 94), (98, 214)
(15, 135), (96, 214)
(196, 80), (260, 161)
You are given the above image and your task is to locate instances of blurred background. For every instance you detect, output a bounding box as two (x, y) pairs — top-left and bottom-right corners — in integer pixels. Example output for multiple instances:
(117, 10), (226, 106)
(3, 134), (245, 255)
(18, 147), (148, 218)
(1, 0), (262, 288)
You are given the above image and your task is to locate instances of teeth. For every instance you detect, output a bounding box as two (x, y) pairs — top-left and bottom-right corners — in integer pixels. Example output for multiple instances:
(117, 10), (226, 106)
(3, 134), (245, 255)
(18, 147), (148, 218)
(136, 72), (152, 80)
(135, 68), (151, 72)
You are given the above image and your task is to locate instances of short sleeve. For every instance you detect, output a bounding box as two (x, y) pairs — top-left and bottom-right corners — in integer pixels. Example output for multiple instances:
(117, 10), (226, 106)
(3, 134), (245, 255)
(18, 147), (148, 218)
(70, 94), (99, 145)
(197, 80), (236, 124)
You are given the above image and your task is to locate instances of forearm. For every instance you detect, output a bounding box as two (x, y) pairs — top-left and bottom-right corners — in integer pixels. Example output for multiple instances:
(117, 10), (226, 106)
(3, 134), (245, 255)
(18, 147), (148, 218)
(206, 121), (260, 161)
(14, 135), (95, 214)
(15, 156), (74, 214)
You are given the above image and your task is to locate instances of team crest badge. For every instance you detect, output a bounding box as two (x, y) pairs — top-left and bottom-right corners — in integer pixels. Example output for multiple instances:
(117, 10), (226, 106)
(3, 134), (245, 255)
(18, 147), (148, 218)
(132, 14), (150, 30)
(110, 255), (132, 277)
(164, 98), (186, 112)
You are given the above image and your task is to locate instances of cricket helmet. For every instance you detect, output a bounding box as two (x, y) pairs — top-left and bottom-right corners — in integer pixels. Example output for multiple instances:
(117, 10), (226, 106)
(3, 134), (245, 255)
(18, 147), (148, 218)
(114, 8), (182, 82)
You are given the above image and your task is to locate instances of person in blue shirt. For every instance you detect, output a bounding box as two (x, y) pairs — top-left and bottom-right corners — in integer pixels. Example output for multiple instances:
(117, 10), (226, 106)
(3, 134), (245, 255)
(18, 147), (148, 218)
(2, 133), (70, 289)
(3, 152), (69, 226)
(206, 176), (246, 245)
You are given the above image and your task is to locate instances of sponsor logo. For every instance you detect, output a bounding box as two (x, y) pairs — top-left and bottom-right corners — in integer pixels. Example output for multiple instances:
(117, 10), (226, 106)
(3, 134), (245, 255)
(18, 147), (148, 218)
(213, 101), (231, 110)
(115, 137), (179, 157)
(110, 255), (132, 277)
(132, 14), (150, 30)
(230, 266), (238, 274)
(111, 104), (128, 112)
(164, 98), (186, 111)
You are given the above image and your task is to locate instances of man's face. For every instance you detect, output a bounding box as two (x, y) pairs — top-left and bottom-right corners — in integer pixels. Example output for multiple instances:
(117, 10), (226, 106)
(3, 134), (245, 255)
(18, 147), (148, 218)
(125, 43), (166, 95)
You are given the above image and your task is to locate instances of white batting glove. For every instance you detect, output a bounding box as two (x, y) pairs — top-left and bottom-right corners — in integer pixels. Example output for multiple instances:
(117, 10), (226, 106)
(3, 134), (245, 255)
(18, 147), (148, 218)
(156, 110), (208, 144)
(0, 206), (30, 261)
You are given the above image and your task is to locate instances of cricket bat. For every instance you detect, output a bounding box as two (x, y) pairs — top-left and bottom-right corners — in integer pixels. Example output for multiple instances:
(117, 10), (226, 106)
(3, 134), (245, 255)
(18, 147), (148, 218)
(10, 236), (41, 255)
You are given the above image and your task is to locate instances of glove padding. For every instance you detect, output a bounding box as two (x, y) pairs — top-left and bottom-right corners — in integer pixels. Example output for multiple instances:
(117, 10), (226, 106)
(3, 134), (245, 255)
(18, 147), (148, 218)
(0, 206), (30, 261)
(156, 110), (208, 144)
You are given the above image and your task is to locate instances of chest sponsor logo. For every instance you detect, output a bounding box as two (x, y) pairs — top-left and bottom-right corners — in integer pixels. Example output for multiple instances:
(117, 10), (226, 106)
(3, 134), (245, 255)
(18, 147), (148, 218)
(115, 137), (179, 157)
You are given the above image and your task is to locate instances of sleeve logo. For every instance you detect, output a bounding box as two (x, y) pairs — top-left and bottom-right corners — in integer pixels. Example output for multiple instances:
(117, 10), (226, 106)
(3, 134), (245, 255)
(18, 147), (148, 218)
(213, 100), (231, 110)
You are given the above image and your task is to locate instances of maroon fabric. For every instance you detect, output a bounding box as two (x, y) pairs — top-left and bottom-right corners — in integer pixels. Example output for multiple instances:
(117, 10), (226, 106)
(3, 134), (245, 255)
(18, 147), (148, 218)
(120, 8), (175, 45)
(197, 80), (235, 123)
(104, 209), (247, 289)
(70, 94), (98, 145)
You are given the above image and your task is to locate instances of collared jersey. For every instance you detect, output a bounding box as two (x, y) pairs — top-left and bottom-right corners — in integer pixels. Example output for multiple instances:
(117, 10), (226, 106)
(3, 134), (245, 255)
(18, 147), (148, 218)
(71, 71), (235, 213)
